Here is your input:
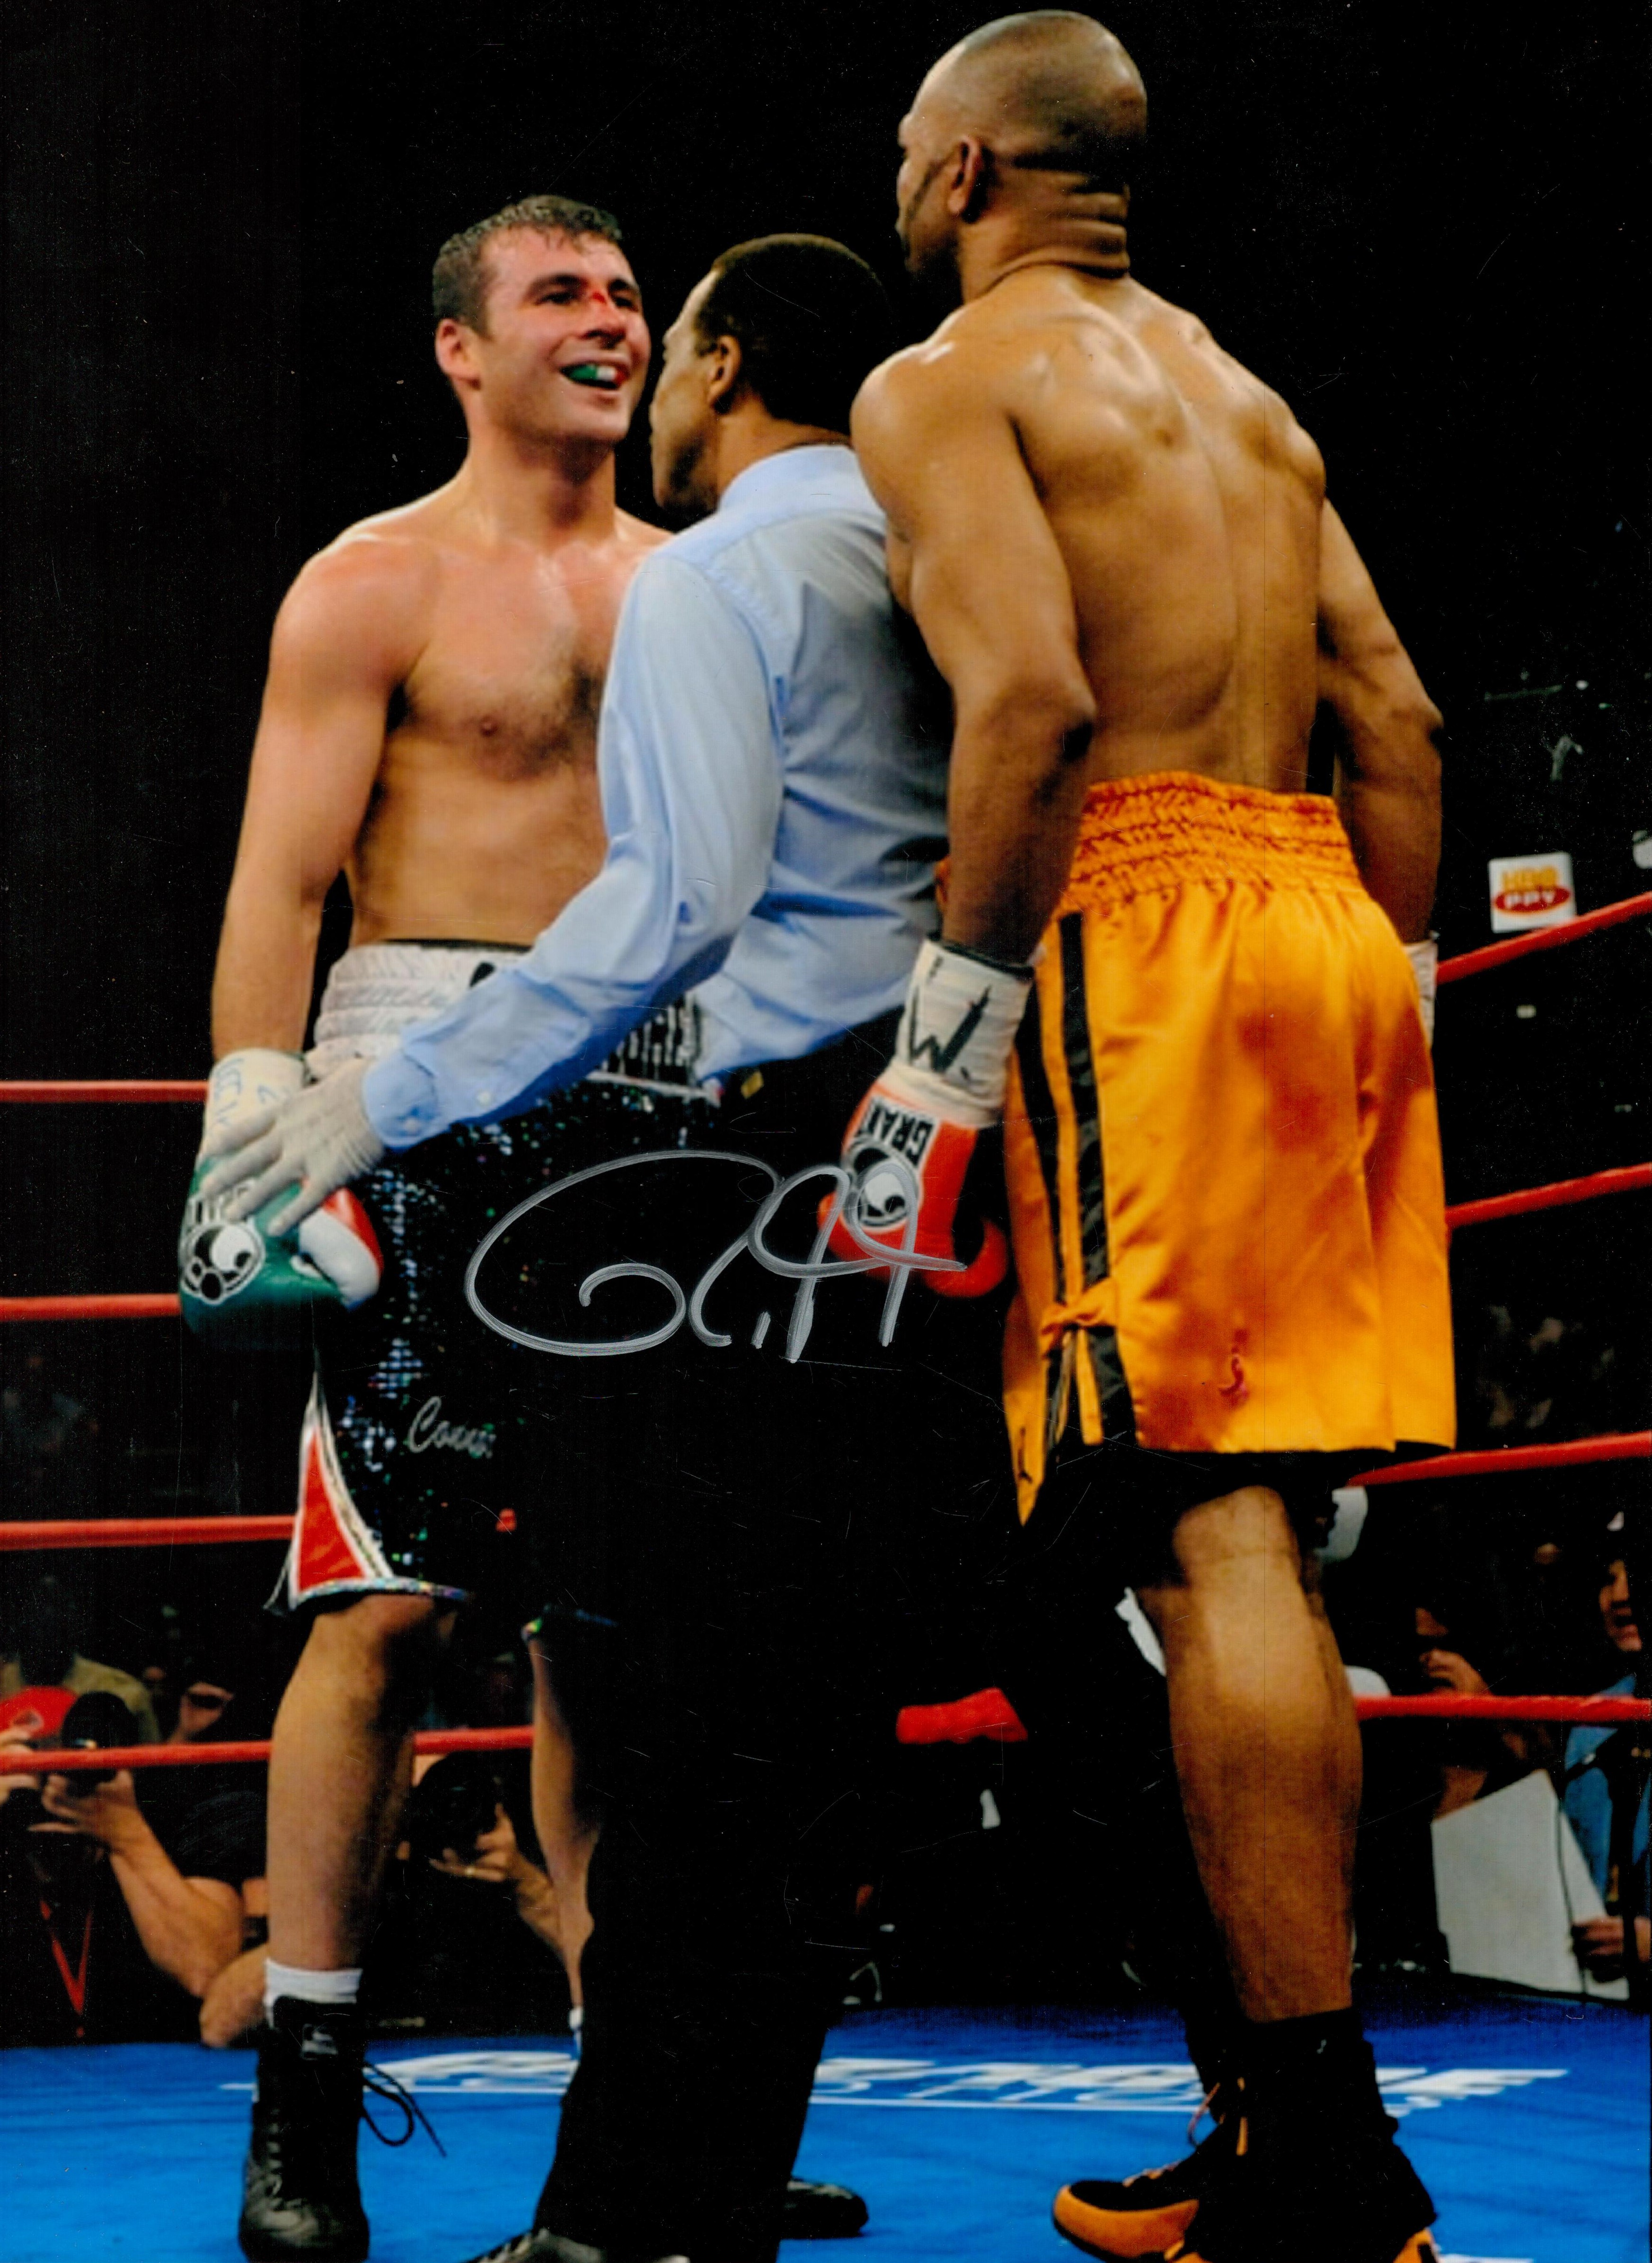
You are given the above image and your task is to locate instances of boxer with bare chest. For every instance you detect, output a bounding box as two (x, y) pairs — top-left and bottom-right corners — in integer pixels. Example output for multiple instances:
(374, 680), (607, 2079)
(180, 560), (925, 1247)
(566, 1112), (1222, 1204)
(193, 197), (710, 2263)
(212, 208), (660, 1038)
(836, 18), (1453, 2261)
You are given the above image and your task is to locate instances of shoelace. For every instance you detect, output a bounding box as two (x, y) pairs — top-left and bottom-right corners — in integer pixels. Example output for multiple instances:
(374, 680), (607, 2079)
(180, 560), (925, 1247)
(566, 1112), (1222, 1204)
(1185, 2081), (1222, 2150)
(361, 2059), (446, 2158)
(1124, 2083), (1227, 2188)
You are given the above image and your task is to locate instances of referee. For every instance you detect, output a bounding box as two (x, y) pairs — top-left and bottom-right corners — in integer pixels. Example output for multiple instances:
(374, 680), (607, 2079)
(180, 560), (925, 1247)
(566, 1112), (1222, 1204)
(205, 232), (1009, 2263)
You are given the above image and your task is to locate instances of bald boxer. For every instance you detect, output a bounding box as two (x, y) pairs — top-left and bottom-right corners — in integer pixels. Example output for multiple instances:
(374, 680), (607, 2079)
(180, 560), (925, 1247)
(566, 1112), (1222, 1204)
(200, 195), (696, 2263)
(840, 16), (1452, 2262)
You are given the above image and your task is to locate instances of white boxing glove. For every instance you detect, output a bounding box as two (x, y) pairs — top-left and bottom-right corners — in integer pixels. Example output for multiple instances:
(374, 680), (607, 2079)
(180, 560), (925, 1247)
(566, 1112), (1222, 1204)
(1405, 938), (1438, 1047)
(198, 1056), (385, 1235)
(199, 1048), (307, 1150)
(179, 1052), (382, 1349)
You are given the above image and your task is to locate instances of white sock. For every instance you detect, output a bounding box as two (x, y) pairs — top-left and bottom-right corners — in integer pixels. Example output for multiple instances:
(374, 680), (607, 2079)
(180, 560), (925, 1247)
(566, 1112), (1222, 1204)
(264, 1959), (362, 2017)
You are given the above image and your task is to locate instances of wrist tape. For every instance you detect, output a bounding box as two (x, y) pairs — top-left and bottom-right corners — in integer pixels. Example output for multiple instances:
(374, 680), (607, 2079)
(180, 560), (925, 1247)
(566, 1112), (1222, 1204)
(1404, 938), (1438, 1046)
(202, 1050), (307, 1151)
(894, 939), (1035, 1117)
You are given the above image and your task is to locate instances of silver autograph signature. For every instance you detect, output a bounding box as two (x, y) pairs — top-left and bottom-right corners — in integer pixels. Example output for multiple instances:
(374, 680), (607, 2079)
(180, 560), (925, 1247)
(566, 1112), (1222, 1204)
(463, 1148), (958, 1362)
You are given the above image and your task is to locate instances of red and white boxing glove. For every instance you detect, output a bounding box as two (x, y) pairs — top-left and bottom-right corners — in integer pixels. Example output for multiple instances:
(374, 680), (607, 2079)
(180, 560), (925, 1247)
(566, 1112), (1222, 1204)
(830, 939), (1034, 1299)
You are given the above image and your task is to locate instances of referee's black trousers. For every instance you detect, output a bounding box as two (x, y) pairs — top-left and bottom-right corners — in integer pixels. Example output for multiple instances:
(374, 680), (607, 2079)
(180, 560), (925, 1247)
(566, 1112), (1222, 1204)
(506, 1019), (1007, 2261)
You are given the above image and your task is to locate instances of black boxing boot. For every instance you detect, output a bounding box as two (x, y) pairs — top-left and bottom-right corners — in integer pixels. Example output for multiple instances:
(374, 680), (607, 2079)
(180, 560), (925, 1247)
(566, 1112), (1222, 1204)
(239, 1998), (370, 2262)
(1053, 2086), (1238, 2258)
(1169, 2015), (1440, 2263)
(452, 2189), (866, 2263)
(454, 2238), (601, 2263)
(782, 2177), (871, 2237)
(455, 2236), (687, 2263)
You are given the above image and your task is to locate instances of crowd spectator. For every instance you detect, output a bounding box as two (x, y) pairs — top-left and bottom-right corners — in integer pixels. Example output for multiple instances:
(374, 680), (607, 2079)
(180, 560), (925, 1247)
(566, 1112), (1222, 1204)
(130, 1604), (191, 1740)
(371, 1753), (577, 2036)
(0, 1571), (160, 1743)
(0, 1670), (264, 2044)
(0, 1702), (260, 2046)
(1502, 1523), (1617, 1699)
(3, 1508), (1638, 2044)
(201, 1752), (574, 2049)
(1562, 1523), (1648, 1982)
(139, 1657), (177, 1739)
(1413, 1594), (1540, 1816)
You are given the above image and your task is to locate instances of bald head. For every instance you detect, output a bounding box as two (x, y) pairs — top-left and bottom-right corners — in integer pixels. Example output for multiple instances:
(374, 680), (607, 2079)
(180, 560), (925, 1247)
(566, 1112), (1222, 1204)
(917, 12), (1146, 190)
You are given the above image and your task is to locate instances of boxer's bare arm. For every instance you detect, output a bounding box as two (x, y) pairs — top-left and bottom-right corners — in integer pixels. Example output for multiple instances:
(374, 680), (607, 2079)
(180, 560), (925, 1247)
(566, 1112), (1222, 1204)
(854, 354), (1095, 964)
(1316, 503), (1442, 942)
(211, 541), (427, 1056)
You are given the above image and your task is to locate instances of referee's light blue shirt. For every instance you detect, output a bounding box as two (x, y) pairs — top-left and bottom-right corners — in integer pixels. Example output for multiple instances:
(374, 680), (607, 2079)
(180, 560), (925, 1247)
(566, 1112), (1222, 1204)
(362, 445), (948, 1147)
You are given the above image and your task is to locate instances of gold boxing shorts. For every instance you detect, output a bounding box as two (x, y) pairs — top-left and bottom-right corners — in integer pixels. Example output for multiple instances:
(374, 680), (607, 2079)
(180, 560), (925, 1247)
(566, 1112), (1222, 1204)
(1002, 771), (1455, 1523)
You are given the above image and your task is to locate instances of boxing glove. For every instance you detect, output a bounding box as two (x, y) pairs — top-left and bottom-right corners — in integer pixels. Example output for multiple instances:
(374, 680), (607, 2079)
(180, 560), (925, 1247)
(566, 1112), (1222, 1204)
(1405, 937), (1438, 1046)
(179, 1051), (382, 1350)
(830, 939), (1033, 1299)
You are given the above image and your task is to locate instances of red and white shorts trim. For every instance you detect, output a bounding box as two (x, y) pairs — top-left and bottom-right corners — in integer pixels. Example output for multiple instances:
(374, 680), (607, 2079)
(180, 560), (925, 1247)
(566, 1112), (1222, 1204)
(278, 1380), (471, 1611)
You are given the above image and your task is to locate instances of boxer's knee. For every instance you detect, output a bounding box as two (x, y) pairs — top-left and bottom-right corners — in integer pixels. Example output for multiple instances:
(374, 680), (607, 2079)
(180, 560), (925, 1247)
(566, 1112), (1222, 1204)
(1139, 1484), (1304, 1622)
(301, 1591), (453, 1709)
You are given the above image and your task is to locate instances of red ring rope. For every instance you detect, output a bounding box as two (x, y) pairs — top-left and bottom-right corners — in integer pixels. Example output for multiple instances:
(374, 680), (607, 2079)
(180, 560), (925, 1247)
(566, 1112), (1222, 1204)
(1436, 888), (1652, 984)
(0, 1727), (535, 1775)
(0, 1517), (293, 1553)
(0, 1021), (1643, 1323)
(0, 1294), (181, 1323)
(1354, 1431), (1650, 1487)
(0, 891), (1638, 1113)
(5, 1153), (1645, 1327)
(1353, 1695), (1650, 1723)
(1446, 1162), (1652, 1230)
(0, 1081), (207, 1103)
(5, 1699), (1647, 1775)
(891, 1688), (1649, 1747)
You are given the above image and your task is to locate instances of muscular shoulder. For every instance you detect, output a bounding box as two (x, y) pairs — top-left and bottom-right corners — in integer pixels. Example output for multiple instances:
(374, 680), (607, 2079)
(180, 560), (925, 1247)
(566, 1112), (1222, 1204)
(856, 316), (1001, 444)
(857, 281), (1146, 450)
(272, 506), (445, 681)
(1123, 284), (1326, 486)
(853, 329), (1009, 524)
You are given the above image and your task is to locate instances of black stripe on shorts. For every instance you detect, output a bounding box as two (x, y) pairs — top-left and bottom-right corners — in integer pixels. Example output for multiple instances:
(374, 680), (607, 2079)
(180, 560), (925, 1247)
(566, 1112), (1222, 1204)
(1058, 914), (1108, 1287)
(1056, 913), (1137, 1445)
(1014, 983), (1066, 1307)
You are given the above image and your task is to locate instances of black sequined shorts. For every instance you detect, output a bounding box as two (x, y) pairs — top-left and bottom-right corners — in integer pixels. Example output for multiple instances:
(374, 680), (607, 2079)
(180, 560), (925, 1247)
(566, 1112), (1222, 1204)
(274, 1004), (713, 1612)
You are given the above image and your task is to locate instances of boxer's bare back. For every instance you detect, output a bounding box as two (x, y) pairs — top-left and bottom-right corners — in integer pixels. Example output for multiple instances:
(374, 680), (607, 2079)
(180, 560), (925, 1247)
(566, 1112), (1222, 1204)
(868, 270), (1330, 792)
(856, 100), (1441, 954)
(212, 223), (664, 1054)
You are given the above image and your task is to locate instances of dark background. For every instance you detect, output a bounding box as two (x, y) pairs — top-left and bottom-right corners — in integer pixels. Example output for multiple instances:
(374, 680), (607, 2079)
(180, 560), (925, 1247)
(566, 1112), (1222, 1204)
(1, 6), (1645, 1665)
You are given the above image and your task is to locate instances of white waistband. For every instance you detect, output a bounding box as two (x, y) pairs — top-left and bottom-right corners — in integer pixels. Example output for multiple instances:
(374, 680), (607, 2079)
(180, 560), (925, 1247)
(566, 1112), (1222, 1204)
(307, 943), (522, 1077)
(307, 943), (710, 1098)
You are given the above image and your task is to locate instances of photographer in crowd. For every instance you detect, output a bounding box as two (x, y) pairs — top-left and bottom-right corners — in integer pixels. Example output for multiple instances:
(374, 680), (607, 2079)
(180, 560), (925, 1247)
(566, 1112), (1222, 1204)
(0, 1667), (265, 2045)
(202, 1752), (574, 2048)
